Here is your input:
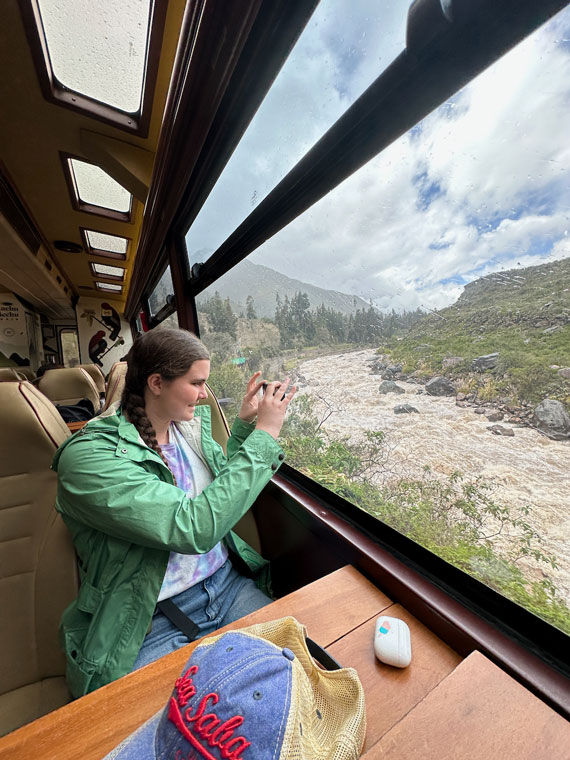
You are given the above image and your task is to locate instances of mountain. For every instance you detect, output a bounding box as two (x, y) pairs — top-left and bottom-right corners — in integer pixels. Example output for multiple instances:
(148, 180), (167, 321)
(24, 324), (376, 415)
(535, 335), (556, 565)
(383, 257), (570, 406)
(452, 257), (570, 328)
(196, 259), (370, 318)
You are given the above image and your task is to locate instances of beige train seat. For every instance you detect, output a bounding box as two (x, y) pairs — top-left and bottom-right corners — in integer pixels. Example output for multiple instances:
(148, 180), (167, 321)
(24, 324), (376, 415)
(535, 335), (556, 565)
(38, 367), (100, 412)
(198, 383), (261, 553)
(101, 361), (127, 412)
(0, 367), (25, 381)
(0, 381), (78, 735)
(80, 363), (105, 396)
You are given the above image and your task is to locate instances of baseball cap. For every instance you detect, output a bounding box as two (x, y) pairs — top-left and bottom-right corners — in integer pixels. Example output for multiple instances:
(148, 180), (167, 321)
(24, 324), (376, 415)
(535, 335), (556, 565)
(104, 616), (366, 760)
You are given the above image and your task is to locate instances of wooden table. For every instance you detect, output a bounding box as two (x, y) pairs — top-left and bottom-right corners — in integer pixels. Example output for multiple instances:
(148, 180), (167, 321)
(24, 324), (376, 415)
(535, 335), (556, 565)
(1, 566), (567, 759)
(66, 420), (88, 433)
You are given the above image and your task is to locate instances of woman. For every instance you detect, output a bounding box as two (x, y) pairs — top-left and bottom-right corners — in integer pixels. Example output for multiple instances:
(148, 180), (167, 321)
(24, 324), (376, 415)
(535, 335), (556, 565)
(53, 328), (295, 697)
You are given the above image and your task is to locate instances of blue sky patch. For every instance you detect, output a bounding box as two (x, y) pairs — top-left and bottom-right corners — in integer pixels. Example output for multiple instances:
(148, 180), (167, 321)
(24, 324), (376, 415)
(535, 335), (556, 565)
(413, 169), (444, 210)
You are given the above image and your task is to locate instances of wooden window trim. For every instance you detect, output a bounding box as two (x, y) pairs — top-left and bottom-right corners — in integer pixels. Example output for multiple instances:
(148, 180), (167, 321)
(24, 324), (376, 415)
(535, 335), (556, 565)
(269, 471), (570, 720)
(125, 0), (319, 320)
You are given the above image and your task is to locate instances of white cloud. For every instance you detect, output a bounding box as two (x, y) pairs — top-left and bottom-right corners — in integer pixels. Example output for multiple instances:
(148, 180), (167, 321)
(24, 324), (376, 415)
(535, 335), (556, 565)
(197, 5), (570, 313)
(248, 8), (570, 311)
(186, 0), (411, 261)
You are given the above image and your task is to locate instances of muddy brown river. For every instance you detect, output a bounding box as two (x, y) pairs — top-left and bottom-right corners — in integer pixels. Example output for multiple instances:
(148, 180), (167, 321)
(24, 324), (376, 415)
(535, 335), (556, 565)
(294, 349), (570, 604)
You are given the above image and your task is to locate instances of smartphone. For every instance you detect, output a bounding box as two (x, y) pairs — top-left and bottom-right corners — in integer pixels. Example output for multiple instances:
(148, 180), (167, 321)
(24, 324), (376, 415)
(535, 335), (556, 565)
(262, 382), (286, 401)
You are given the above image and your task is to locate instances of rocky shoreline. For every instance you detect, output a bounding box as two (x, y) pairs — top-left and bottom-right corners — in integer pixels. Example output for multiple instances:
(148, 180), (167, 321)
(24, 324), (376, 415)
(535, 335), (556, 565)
(368, 353), (570, 441)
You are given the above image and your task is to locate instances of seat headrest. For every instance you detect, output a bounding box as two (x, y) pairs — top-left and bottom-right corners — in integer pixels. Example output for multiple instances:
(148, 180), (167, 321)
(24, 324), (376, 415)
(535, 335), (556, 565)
(0, 381), (70, 474)
(102, 361), (128, 412)
(37, 367), (100, 410)
(0, 367), (25, 381)
(79, 363), (106, 394)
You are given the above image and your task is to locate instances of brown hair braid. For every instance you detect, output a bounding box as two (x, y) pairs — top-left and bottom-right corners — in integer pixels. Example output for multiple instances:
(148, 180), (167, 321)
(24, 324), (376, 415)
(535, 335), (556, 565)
(120, 328), (210, 480)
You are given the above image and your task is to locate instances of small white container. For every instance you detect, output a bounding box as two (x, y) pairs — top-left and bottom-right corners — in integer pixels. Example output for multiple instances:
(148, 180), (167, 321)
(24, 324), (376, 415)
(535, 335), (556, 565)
(374, 616), (412, 668)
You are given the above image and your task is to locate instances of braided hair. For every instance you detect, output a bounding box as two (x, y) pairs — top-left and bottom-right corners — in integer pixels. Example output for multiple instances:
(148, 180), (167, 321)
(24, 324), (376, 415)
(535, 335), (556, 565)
(121, 328), (210, 478)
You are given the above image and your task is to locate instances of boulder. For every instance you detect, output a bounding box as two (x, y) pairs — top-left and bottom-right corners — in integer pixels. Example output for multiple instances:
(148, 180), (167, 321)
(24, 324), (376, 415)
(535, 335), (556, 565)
(381, 370), (395, 380)
(394, 404), (419, 414)
(474, 408), (487, 415)
(532, 399), (570, 440)
(379, 380), (405, 395)
(486, 411), (504, 422)
(487, 425), (515, 437)
(558, 368), (570, 380)
(442, 356), (464, 369)
(425, 376), (455, 396)
(387, 364), (403, 374)
(542, 326), (560, 334)
(471, 353), (499, 372)
(369, 360), (388, 375)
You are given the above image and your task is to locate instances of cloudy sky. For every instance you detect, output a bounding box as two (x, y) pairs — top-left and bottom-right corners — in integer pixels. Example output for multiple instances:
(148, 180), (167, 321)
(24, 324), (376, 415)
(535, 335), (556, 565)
(185, 1), (569, 313)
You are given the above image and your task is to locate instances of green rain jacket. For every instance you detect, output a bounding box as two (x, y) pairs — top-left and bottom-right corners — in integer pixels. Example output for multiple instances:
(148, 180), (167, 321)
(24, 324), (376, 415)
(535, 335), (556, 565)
(52, 403), (284, 697)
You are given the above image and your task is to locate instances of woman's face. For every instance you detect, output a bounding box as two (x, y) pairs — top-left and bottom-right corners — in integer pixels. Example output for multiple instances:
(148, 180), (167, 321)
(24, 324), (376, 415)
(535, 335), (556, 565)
(152, 359), (211, 422)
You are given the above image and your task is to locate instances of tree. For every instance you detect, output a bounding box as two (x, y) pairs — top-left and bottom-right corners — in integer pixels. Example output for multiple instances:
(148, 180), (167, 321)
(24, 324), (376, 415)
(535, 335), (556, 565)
(199, 291), (236, 339)
(246, 295), (257, 320)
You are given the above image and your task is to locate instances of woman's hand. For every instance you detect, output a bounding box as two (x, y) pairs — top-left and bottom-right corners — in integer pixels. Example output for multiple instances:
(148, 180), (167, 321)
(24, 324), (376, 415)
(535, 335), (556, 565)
(255, 378), (297, 440)
(238, 371), (266, 423)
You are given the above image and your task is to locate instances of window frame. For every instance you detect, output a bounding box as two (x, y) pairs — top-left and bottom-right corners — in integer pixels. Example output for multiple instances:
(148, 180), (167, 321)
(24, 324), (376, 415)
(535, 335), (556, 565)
(95, 280), (123, 294)
(20, 0), (168, 137)
(62, 154), (133, 222)
(80, 227), (131, 261)
(89, 261), (125, 282)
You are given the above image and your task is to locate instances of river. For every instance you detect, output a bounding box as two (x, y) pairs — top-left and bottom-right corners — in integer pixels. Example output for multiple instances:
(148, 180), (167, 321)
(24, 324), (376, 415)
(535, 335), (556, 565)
(294, 349), (570, 605)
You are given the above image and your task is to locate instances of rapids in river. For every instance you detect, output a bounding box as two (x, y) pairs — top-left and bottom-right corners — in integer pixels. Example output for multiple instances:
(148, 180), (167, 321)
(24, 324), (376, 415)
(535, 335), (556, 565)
(294, 349), (570, 605)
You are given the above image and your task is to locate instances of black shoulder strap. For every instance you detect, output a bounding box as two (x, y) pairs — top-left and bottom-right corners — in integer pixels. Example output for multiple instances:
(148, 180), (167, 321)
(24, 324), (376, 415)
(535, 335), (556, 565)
(157, 598), (200, 640)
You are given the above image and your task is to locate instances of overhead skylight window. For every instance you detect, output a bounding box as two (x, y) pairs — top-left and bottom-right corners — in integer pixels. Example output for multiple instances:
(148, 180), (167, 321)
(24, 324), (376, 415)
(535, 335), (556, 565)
(90, 263), (125, 280)
(84, 230), (129, 256)
(36, 0), (151, 113)
(96, 281), (122, 292)
(69, 159), (131, 215)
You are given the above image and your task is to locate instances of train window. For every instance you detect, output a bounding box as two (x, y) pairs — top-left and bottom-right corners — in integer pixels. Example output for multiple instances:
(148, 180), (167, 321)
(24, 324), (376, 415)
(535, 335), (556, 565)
(66, 158), (132, 217)
(95, 281), (122, 293)
(195, 7), (570, 635)
(35, 0), (151, 114)
(59, 328), (80, 368)
(90, 263), (125, 281)
(148, 265), (174, 317)
(185, 0), (409, 270)
(82, 229), (129, 260)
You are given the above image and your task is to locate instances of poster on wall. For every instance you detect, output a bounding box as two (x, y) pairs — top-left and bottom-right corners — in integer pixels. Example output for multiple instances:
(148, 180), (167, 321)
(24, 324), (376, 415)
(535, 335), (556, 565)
(77, 297), (132, 375)
(0, 292), (30, 366)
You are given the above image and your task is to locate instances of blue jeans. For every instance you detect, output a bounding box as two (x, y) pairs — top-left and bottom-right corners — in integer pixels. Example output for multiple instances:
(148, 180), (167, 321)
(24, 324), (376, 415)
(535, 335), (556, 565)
(131, 558), (271, 671)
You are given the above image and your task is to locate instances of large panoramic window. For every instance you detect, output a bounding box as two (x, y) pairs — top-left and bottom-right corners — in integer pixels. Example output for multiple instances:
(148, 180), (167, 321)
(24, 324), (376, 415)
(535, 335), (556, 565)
(197, 7), (570, 635)
(185, 0), (410, 268)
(36, 0), (151, 113)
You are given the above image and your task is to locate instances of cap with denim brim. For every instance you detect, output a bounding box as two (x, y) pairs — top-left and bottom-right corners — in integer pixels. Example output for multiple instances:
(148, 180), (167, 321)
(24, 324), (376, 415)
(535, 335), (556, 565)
(104, 616), (366, 760)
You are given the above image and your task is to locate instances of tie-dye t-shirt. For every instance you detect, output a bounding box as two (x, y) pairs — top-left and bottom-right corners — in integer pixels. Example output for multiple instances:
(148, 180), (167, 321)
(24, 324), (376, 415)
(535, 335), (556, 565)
(157, 425), (228, 602)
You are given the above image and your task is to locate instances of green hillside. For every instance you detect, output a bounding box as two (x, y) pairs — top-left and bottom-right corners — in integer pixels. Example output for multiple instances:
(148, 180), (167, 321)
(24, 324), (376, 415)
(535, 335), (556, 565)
(382, 258), (570, 406)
